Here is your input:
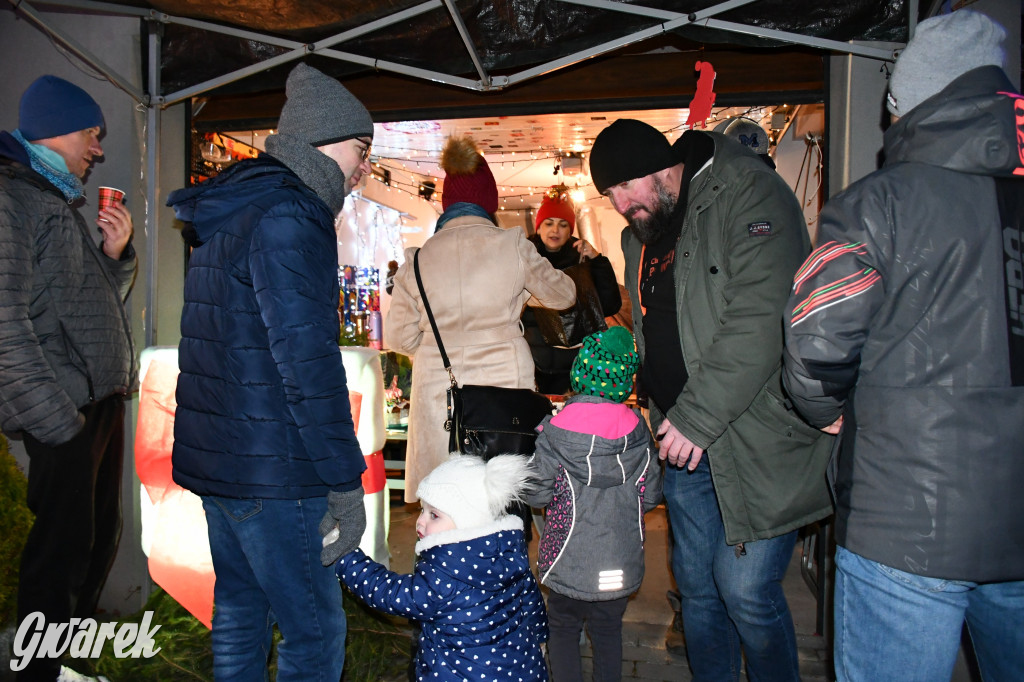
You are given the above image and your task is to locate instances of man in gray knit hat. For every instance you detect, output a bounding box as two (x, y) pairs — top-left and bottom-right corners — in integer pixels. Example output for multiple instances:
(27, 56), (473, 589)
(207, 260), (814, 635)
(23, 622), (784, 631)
(783, 10), (1024, 681)
(167, 62), (373, 681)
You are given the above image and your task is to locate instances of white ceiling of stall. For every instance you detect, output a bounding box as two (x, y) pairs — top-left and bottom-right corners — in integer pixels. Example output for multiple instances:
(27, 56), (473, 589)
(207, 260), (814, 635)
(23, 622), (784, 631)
(222, 103), (793, 212)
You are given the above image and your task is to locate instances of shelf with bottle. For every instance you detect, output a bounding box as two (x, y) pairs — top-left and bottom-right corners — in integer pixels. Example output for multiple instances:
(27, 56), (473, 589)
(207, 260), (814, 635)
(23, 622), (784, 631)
(338, 264), (382, 349)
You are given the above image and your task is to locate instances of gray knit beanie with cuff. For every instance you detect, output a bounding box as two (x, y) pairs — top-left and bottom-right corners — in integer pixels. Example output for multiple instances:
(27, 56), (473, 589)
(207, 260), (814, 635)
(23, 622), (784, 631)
(886, 10), (1006, 118)
(276, 63), (374, 146)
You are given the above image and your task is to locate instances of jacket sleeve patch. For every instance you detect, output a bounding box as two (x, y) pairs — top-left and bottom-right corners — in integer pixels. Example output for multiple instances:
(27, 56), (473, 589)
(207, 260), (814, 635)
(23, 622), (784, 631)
(748, 221), (773, 237)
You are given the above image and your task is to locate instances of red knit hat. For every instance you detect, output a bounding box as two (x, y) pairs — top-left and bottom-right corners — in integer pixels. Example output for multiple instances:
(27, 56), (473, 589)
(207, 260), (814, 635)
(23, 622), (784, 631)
(535, 186), (576, 233)
(440, 135), (498, 215)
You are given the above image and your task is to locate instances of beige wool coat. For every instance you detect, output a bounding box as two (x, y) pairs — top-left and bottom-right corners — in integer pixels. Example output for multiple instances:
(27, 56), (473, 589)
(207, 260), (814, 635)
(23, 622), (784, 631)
(385, 215), (576, 502)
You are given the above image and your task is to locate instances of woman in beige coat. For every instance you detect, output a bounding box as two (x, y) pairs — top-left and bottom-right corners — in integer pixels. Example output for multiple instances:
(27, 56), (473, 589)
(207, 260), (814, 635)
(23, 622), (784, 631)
(385, 136), (576, 502)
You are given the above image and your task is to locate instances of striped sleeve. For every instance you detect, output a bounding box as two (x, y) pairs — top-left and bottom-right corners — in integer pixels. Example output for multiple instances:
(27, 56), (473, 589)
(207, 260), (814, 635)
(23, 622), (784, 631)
(790, 241), (882, 326)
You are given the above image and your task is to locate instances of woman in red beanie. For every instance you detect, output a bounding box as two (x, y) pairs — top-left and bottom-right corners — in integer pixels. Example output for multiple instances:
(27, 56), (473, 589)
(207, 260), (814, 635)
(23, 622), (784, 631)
(523, 186), (622, 394)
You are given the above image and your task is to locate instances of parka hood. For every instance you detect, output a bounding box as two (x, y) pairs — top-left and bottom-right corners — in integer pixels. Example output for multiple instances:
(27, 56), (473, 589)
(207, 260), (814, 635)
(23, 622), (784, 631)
(166, 154), (318, 247)
(542, 396), (650, 490)
(0, 131), (30, 166)
(884, 65), (1023, 177)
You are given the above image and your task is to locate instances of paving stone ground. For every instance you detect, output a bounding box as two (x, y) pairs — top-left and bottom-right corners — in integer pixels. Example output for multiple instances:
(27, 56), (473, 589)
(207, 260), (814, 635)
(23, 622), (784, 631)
(388, 498), (832, 681)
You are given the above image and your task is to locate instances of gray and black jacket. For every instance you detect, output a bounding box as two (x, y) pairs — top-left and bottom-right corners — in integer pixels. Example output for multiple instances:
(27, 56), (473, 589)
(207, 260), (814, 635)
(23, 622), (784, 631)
(527, 394), (662, 601)
(0, 131), (137, 446)
(783, 66), (1024, 582)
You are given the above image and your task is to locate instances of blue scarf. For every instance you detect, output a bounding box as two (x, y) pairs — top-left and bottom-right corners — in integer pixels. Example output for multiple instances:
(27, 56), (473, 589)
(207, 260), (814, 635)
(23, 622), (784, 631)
(12, 129), (84, 202)
(434, 201), (493, 232)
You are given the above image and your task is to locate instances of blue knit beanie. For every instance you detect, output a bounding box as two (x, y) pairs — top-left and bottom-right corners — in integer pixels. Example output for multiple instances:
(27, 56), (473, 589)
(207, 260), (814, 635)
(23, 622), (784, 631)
(19, 75), (105, 141)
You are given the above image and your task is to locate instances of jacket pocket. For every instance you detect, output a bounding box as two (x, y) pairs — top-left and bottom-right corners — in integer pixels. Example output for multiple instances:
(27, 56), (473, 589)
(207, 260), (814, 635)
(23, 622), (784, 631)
(725, 380), (833, 538)
(212, 497), (263, 522)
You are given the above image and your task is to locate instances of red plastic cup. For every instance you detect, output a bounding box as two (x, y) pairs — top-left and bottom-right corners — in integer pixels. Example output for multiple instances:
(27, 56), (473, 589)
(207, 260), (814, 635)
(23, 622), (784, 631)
(97, 186), (125, 222)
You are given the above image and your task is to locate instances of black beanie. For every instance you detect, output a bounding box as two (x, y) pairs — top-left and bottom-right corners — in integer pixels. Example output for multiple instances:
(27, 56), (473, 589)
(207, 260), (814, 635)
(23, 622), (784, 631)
(589, 119), (676, 193)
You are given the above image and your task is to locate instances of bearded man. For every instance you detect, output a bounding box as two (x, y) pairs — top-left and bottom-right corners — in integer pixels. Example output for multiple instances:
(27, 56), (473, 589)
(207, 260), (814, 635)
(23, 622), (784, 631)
(589, 120), (833, 682)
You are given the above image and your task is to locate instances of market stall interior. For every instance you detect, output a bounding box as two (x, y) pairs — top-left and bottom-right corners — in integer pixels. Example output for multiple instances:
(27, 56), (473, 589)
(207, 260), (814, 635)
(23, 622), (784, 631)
(196, 101), (826, 325)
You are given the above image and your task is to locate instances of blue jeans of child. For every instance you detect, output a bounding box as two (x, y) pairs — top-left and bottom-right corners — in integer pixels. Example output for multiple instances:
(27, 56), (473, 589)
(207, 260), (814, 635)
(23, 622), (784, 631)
(202, 495), (346, 682)
(664, 457), (800, 682)
(834, 546), (1024, 682)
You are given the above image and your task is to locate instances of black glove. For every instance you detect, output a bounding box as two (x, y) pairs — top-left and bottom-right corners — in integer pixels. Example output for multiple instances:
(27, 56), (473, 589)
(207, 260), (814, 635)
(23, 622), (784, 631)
(319, 488), (366, 566)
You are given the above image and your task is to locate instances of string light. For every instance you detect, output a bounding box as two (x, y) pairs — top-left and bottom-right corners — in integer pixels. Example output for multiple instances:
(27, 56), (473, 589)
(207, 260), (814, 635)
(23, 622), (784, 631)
(220, 104), (790, 211)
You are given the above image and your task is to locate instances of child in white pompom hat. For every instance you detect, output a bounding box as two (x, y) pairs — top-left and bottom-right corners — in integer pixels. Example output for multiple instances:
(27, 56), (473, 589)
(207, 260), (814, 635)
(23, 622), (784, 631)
(331, 454), (549, 681)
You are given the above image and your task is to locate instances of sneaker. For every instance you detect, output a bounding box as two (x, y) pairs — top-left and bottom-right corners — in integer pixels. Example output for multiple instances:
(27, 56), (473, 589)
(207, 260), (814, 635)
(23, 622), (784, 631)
(57, 665), (110, 682)
(665, 590), (686, 657)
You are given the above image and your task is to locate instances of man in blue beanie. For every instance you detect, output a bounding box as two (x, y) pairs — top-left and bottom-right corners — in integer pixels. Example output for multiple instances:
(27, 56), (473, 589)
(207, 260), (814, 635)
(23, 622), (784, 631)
(167, 62), (372, 681)
(0, 75), (136, 682)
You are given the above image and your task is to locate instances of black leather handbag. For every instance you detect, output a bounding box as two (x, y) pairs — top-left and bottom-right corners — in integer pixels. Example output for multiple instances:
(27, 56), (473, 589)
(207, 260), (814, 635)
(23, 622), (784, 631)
(414, 250), (552, 459)
(534, 260), (608, 348)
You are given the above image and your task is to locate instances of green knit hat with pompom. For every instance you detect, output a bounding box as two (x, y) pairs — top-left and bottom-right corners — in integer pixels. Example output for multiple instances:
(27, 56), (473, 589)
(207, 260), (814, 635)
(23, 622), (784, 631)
(570, 326), (640, 403)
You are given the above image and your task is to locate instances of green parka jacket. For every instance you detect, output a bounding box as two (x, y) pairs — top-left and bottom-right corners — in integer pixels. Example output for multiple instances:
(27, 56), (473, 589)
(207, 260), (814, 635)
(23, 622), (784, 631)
(622, 131), (833, 545)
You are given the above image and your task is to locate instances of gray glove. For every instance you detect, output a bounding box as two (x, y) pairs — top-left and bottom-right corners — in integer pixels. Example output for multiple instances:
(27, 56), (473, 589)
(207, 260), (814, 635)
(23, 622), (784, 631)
(319, 488), (366, 566)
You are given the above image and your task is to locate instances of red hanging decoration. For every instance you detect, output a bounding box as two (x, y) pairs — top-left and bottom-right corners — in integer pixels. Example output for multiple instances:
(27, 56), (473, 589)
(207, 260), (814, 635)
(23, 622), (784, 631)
(686, 61), (717, 130)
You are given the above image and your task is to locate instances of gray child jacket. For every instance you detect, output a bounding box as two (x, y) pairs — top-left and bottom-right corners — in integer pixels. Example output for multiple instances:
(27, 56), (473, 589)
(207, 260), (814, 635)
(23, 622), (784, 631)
(527, 394), (662, 601)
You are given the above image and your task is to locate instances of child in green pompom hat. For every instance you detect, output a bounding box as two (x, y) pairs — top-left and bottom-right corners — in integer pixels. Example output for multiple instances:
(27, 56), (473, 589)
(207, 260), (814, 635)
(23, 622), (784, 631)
(526, 325), (662, 680)
(569, 326), (640, 403)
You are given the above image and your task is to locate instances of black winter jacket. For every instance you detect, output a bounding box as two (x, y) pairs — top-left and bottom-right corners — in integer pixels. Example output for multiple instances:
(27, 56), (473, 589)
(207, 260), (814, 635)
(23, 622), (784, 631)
(168, 155), (365, 499)
(783, 66), (1024, 582)
(0, 132), (137, 446)
(522, 235), (621, 393)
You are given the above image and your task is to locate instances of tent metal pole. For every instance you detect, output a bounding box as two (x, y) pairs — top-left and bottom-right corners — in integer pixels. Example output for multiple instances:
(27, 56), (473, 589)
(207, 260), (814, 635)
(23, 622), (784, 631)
(158, 0), (446, 105)
(18, 0), (150, 17)
(507, 0), (755, 85)
(558, 0), (896, 61)
(145, 20), (161, 348)
(317, 50), (484, 90)
(441, 0), (491, 87)
(10, 0), (146, 101)
(702, 18), (896, 60)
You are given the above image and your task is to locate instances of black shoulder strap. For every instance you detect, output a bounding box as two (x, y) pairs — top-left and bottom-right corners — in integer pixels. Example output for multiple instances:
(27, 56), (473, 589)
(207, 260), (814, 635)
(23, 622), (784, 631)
(413, 250), (457, 384)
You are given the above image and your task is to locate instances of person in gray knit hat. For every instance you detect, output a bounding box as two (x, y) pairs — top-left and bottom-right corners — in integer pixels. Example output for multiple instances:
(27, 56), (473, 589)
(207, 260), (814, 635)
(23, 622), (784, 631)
(886, 9), (1006, 118)
(166, 62), (373, 681)
(783, 10), (1024, 682)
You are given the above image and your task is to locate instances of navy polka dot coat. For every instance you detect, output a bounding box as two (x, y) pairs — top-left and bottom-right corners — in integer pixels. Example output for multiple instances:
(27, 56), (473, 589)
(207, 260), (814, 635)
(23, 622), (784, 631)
(337, 516), (549, 681)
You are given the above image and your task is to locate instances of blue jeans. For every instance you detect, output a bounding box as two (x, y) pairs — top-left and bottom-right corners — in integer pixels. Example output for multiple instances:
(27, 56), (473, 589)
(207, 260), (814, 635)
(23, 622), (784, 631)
(664, 458), (799, 682)
(835, 546), (1024, 682)
(202, 495), (346, 682)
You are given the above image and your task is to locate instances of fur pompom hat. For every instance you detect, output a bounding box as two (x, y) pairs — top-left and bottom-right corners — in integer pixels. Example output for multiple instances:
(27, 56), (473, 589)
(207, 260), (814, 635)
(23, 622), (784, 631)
(535, 185), (576, 232)
(571, 327), (640, 403)
(440, 135), (499, 215)
(416, 454), (530, 530)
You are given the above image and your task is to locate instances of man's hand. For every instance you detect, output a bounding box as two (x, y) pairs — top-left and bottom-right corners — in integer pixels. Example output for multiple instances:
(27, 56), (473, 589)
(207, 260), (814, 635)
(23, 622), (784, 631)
(821, 415), (844, 435)
(96, 201), (133, 259)
(656, 420), (704, 471)
(319, 488), (366, 566)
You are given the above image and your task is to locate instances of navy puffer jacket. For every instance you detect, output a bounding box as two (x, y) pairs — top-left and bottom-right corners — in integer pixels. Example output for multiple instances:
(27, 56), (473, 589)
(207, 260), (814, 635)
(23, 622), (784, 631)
(168, 155), (364, 498)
